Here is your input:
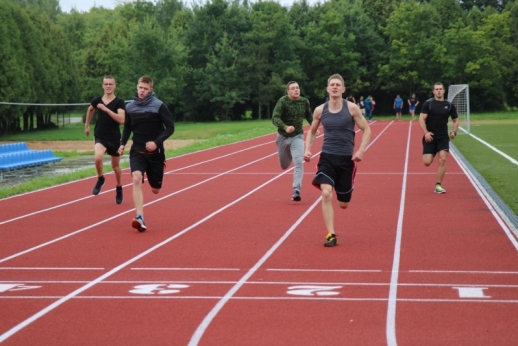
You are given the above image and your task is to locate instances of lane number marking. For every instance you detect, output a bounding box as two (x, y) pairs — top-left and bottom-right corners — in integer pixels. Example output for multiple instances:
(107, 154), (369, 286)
(452, 287), (491, 298)
(287, 285), (342, 296)
(129, 284), (189, 295)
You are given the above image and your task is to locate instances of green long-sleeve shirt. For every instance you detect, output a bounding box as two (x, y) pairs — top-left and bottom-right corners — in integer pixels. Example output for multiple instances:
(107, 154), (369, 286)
(272, 95), (313, 137)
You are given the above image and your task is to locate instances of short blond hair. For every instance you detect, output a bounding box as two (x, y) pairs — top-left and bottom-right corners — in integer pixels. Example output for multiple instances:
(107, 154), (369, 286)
(327, 74), (345, 86)
(138, 76), (154, 88)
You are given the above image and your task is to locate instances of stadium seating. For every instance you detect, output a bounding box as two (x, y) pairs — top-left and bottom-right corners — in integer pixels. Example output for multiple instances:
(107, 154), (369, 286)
(0, 142), (63, 181)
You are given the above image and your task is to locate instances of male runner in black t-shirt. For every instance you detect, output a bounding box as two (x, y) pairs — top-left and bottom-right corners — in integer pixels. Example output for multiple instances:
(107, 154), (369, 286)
(85, 75), (126, 203)
(419, 82), (459, 194)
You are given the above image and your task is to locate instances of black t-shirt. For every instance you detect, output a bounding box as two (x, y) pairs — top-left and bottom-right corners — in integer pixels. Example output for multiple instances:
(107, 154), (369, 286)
(90, 96), (125, 140)
(409, 97), (418, 106)
(421, 98), (458, 137)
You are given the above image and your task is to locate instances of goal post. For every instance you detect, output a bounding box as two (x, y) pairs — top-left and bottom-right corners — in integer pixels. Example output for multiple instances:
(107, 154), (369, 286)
(447, 84), (470, 134)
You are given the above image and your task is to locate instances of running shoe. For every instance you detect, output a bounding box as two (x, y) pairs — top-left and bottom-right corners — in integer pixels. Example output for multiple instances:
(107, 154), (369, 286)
(434, 184), (446, 194)
(115, 186), (123, 204)
(291, 190), (301, 202)
(92, 176), (105, 195)
(131, 215), (147, 232)
(324, 232), (337, 247)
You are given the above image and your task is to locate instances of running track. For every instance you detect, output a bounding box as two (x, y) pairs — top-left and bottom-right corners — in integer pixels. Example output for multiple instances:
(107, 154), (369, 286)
(1, 120), (518, 345)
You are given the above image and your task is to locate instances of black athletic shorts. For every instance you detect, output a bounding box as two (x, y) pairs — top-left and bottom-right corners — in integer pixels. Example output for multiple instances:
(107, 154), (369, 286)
(422, 135), (449, 157)
(129, 150), (166, 189)
(312, 152), (356, 203)
(95, 137), (120, 157)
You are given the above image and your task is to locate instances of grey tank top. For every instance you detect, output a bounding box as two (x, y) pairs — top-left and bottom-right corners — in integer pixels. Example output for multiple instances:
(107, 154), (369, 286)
(321, 100), (355, 155)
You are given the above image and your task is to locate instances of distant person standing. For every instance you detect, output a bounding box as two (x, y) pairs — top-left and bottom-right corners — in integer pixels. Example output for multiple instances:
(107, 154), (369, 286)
(304, 74), (371, 247)
(119, 76), (174, 232)
(408, 93), (419, 120)
(346, 94), (356, 104)
(357, 96), (365, 118)
(272, 81), (314, 202)
(84, 75), (126, 204)
(364, 96), (373, 121)
(419, 82), (459, 194)
(394, 94), (403, 120)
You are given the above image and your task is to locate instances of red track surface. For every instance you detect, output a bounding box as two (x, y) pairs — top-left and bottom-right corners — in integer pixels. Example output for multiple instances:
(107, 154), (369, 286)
(1, 120), (518, 345)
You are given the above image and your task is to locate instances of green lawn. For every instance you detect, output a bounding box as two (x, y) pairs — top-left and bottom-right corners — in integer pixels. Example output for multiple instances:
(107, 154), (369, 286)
(454, 118), (518, 216)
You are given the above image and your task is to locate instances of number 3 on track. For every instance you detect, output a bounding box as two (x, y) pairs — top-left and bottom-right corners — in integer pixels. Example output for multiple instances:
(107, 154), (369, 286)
(129, 284), (189, 295)
(287, 285), (342, 296)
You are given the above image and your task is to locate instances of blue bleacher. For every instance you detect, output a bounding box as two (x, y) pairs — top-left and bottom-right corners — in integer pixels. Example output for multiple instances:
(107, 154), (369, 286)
(0, 142), (63, 180)
(0, 142), (29, 155)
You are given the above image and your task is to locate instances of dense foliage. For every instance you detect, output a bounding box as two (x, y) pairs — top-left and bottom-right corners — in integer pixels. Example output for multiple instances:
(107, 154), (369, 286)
(1, 0), (517, 134)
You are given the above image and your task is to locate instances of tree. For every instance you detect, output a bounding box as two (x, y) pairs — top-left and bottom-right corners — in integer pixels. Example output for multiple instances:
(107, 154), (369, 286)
(378, 0), (444, 96)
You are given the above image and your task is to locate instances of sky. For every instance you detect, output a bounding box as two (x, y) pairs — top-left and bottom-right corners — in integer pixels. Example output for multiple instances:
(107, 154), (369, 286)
(59, 0), (319, 13)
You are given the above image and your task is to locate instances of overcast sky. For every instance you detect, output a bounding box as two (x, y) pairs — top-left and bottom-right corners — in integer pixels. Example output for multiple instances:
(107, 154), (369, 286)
(59, 0), (321, 13)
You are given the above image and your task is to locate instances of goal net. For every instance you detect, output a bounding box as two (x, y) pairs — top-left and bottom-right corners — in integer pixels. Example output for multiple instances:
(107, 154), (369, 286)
(447, 84), (470, 134)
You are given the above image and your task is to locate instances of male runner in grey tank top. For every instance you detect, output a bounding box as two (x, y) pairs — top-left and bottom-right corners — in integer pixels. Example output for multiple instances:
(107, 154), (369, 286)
(304, 74), (371, 247)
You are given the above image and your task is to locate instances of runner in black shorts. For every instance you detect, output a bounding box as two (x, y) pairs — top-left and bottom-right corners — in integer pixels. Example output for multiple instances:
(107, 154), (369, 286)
(119, 76), (174, 232)
(85, 75), (126, 204)
(312, 153), (356, 203)
(419, 82), (459, 194)
(304, 74), (371, 247)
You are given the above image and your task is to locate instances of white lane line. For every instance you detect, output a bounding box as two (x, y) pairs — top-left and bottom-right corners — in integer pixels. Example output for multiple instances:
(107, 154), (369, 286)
(130, 268), (240, 271)
(4, 281), (518, 288)
(451, 148), (518, 244)
(0, 140), (274, 226)
(267, 269), (382, 273)
(0, 152), (297, 342)
(4, 296), (518, 304)
(467, 132), (518, 166)
(188, 197), (322, 346)
(188, 119), (395, 346)
(0, 152), (277, 264)
(410, 270), (518, 275)
(386, 120), (412, 346)
(0, 267), (104, 270)
(0, 122), (392, 341)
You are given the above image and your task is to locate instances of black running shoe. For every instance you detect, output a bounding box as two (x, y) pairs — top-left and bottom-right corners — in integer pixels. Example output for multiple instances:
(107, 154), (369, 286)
(131, 215), (147, 232)
(291, 190), (301, 202)
(115, 186), (123, 204)
(92, 176), (105, 195)
(324, 232), (337, 247)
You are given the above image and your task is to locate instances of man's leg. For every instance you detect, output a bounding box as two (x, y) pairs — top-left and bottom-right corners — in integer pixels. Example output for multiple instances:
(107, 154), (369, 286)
(130, 170), (147, 232)
(436, 150), (448, 184)
(111, 155), (122, 186)
(290, 134), (304, 192)
(111, 155), (123, 204)
(132, 171), (144, 216)
(276, 134), (292, 170)
(92, 143), (107, 195)
(321, 184), (335, 234)
(422, 154), (434, 167)
(93, 143), (106, 177)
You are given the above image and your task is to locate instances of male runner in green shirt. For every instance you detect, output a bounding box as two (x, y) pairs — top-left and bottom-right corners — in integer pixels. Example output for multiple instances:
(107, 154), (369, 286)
(272, 81), (314, 201)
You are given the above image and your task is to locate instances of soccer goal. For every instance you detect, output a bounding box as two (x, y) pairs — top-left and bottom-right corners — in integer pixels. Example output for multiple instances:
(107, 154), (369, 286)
(447, 84), (470, 134)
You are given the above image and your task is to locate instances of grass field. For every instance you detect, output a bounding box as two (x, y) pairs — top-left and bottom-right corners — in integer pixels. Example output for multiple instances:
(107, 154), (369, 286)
(1, 114), (517, 217)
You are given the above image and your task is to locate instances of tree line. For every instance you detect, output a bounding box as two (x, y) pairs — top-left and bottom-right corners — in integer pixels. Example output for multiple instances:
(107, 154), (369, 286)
(1, 0), (517, 134)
